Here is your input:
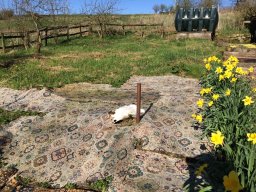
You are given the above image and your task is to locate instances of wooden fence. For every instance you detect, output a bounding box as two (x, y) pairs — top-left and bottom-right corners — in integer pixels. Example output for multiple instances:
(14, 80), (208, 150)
(0, 23), (164, 53)
(0, 24), (89, 53)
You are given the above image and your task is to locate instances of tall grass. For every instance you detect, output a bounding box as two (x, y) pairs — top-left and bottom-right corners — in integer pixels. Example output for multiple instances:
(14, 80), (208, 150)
(217, 10), (249, 37)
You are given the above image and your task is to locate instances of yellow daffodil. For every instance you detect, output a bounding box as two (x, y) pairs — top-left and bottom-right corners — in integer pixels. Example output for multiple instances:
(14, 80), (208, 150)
(200, 88), (212, 96)
(224, 70), (232, 79)
(200, 89), (205, 96)
(226, 64), (235, 71)
(192, 114), (197, 119)
(223, 60), (229, 67)
(215, 67), (223, 74)
(228, 55), (239, 64)
(242, 71), (249, 75)
(212, 94), (220, 101)
(211, 56), (218, 62)
(219, 75), (224, 81)
(248, 66), (254, 73)
(203, 58), (207, 63)
(208, 100), (214, 107)
(197, 99), (204, 108)
(223, 171), (243, 192)
(196, 114), (203, 123)
(205, 87), (212, 93)
(225, 89), (231, 96)
(210, 130), (224, 147)
(247, 133), (256, 144)
(195, 163), (208, 176)
(205, 63), (211, 71)
(207, 56), (218, 63)
(242, 96), (254, 106)
(235, 67), (245, 75)
(230, 77), (237, 83)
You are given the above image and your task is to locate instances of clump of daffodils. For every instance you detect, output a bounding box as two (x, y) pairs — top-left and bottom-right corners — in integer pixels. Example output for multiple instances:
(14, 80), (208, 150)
(191, 55), (256, 191)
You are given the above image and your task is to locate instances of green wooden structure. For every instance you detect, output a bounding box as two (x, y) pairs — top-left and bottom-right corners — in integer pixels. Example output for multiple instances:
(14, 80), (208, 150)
(175, 7), (219, 32)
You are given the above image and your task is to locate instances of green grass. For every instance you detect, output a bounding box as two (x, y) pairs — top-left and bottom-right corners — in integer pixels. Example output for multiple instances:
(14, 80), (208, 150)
(0, 34), (222, 89)
(0, 108), (42, 125)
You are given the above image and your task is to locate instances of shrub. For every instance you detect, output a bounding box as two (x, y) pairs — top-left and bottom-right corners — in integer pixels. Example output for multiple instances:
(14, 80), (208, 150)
(0, 9), (14, 20)
(192, 55), (256, 191)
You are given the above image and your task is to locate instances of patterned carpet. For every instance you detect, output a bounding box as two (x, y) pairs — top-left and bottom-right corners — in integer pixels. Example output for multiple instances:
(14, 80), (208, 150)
(0, 75), (212, 191)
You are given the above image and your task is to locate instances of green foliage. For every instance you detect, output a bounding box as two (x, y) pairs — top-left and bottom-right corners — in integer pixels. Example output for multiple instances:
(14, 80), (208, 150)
(16, 176), (32, 187)
(64, 182), (77, 189)
(0, 35), (221, 89)
(0, 108), (43, 125)
(37, 181), (52, 188)
(89, 176), (113, 192)
(193, 56), (256, 191)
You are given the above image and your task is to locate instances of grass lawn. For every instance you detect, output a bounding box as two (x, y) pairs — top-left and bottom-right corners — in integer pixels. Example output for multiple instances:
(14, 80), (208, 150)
(0, 108), (42, 125)
(0, 34), (222, 89)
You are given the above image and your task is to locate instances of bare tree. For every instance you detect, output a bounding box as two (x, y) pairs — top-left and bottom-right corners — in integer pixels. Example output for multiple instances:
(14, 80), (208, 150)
(82, 0), (119, 38)
(235, 0), (256, 42)
(12, 0), (70, 54)
(159, 4), (167, 13)
(198, 0), (221, 7)
(176, 0), (197, 9)
(153, 4), (160, 14)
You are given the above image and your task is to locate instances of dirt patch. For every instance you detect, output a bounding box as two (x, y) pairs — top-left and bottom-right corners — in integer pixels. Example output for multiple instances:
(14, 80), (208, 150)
(39, 51), (106, 61)
(54, 82), (160, 106)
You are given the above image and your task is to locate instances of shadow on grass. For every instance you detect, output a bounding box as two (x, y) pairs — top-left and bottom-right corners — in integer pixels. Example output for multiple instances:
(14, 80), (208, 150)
(0, 50), (54, 68)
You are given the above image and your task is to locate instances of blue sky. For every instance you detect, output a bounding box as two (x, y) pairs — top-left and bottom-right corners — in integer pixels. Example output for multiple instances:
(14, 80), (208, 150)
(1, 0), (233, 14)
(70, 0), (233, 14)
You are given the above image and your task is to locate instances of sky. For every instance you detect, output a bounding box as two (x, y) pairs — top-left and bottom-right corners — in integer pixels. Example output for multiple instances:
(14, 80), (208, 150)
(1, 0), (233, 14)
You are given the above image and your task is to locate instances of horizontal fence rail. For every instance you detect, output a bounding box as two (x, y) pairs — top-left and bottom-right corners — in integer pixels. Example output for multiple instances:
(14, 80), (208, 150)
(0, 23), (164, 52)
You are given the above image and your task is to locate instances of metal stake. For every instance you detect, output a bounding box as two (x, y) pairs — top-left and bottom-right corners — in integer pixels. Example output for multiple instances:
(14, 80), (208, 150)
(136, 83), (141, 123)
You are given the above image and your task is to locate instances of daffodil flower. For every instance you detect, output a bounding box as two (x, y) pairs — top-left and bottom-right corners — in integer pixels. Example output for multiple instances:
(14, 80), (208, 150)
(215, 67), (223, 74)
(208, 101), (213, 107)
(212, 94), (220, 101)
(225, 89), (231, 96)
(247, 133), (256, 144)
(242, 96), (254, 106)
(210, 130), (224, 147)
(205, 63), (211, 71)
(197, 99), (204, 108)
(223, 171), (243, 192)
(248, 66), (254, 73)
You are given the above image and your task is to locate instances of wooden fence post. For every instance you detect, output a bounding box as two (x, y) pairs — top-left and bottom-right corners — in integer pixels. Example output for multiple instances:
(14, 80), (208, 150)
(45, 27), (48, 46)
(161, 23), (164, 38)
(67, 26), (70, 40)
(1, 33), (6, 53)
(89, 25), (92, 36)
(79, 24), (82, 37)
(122, 25), (125, 36)
(36, 30), (42, 54)
(141, 31), (144, 38)
(23, 32), (27, 50)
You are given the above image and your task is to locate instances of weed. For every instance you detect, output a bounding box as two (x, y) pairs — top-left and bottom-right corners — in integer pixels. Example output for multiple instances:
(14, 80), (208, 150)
(64, 182), (77, 189)
(89, 176), (113, 192)
(37, 181), (52, 188)
(16, 176), (32, 187)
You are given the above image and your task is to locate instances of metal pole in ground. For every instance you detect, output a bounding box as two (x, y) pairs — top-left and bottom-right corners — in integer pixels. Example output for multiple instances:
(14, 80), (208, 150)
(136, 83), (141, 123)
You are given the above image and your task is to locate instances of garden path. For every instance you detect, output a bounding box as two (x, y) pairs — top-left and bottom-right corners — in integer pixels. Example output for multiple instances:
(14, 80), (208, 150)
(0, 75), (212, 191)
